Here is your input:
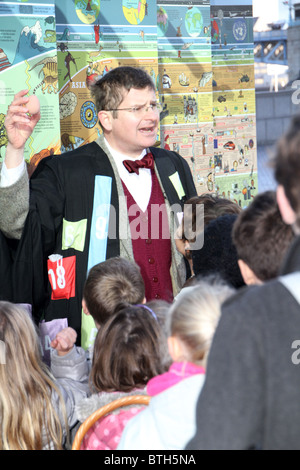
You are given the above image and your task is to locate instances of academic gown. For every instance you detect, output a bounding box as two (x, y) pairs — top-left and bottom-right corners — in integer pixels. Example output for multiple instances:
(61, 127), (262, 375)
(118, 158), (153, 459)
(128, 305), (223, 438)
(0, 231), (16, 302)
(4, 138), (197, 342)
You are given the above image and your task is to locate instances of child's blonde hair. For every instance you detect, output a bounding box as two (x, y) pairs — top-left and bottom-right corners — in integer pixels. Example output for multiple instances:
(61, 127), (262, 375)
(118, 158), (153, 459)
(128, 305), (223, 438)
(0, 301), (68, 450)
(168, 278), (235, 367)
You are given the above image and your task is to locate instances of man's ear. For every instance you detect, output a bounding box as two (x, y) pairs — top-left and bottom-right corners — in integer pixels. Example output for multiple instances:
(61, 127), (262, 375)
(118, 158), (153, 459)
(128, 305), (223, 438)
(82, 298), (90, 316)
(276, 185), (297, 226)
(238, 259), (262, 285)
(98, 110), (113, 132)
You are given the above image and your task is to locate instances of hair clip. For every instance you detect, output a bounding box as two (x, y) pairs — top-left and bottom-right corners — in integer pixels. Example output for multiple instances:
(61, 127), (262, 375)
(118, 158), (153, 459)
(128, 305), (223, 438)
(135, 304), (158, 321)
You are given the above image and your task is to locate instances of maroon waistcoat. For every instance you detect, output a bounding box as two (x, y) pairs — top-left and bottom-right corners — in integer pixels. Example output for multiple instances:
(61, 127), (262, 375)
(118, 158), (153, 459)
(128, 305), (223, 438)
(122, 169), (173, 302)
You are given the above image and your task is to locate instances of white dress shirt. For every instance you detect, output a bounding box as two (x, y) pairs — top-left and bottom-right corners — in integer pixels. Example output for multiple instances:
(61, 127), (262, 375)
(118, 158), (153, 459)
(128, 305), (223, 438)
(104, 138), (152, 213)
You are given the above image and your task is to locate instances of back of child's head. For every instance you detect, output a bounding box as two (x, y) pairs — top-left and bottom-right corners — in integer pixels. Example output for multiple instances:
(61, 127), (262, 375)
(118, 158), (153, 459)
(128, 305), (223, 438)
(191, 214), (245, 288)
(83, 257), (145, 326)
(232, 191), (294, 282)
(167, 279), (235, 367)
(0, 301), (65, 450)
(90, 305), (165, 393)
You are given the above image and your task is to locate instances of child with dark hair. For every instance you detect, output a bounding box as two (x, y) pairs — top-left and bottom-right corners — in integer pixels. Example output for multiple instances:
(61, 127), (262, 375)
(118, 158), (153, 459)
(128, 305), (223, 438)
(191, 214), (245, 289)
(81, 256), (146, 350)
(76, 305), (166, 450)
(175, 194), (242, 279)
(232, 191), (294, 284)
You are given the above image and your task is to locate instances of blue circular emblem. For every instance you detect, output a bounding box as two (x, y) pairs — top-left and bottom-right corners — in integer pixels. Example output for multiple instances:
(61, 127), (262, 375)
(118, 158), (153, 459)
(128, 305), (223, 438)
(80, 101), (97, 128)
(233, 20), (247, 41)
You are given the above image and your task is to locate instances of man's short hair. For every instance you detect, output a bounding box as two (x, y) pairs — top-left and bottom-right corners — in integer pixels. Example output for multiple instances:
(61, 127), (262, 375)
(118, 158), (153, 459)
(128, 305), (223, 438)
(90, 66), (156, 116)
(232, 191), (294, 281)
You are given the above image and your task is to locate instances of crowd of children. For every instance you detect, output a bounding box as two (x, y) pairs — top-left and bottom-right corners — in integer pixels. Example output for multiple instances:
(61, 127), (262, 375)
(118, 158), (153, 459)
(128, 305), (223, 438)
(0, 178), (296, 450)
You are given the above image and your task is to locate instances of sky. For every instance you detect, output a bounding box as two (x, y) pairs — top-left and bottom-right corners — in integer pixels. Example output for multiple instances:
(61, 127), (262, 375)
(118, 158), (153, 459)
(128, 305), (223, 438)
(253, 0), (295, 22)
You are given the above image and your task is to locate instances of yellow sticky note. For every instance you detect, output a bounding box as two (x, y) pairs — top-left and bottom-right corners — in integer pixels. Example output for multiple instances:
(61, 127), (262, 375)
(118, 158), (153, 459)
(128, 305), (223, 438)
(81, 309), (98, 350)
(169, 172), (185, 200)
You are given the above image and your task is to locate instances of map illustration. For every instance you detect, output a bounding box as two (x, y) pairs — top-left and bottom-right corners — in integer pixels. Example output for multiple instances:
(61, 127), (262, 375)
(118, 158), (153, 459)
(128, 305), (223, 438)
(75, 0), (100, 25)
(185, 6), (203, 37)
(123, 0), (147, 25)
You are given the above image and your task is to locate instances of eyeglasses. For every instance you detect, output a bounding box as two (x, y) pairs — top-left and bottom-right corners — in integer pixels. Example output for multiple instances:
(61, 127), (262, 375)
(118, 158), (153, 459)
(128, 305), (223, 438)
(107, 102), (162, 116)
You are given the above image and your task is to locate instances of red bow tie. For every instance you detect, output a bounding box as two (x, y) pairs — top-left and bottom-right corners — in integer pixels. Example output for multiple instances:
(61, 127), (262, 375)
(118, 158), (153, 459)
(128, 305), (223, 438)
(123, 153), (154, 175)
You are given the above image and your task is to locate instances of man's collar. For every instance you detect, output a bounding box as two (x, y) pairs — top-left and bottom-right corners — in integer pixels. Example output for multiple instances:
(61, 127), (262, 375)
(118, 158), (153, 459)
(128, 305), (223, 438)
(103, 137), (147, 162)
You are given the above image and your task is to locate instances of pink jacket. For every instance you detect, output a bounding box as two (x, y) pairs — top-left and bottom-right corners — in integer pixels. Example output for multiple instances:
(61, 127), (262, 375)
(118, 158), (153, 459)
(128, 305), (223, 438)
(147, 361), (205, 396)
(78, 364), (204, 450)
(77, 390), (147, 450)
(81, 407), (144, 450)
